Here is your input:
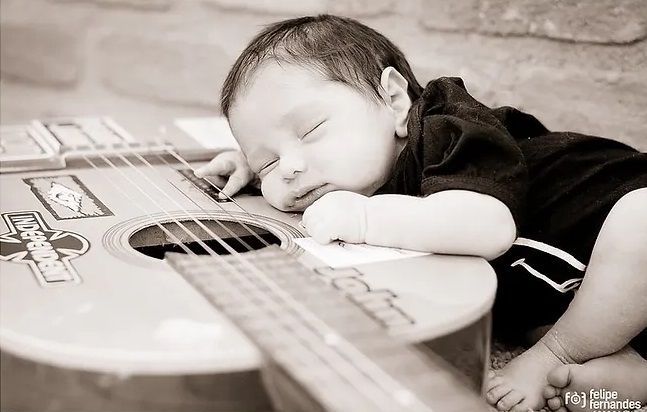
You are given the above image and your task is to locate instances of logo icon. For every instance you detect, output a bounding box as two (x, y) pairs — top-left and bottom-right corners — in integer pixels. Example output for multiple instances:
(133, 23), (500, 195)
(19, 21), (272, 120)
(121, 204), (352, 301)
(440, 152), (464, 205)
(0, 211), (89, 286)
(564, 391), (587, 408)
(23, 175), (113, 220)
(48, 182), (84, 212)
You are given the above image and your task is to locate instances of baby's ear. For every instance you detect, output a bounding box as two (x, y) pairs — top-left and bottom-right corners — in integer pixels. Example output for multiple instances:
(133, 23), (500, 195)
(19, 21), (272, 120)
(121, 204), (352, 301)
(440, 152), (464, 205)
(380, 67), (411, 138)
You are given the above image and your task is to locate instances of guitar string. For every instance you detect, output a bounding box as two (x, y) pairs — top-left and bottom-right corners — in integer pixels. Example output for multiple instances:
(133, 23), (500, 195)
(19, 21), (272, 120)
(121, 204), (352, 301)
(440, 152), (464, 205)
(165, 177), (255, 250)
(134, 151), (255, 253)
(82, 155), (198, 257)
(163, 149), (273, 247)
(112, 116), (286, 250)
(79, 153), (389, 411)
(78, 150), (429, 411)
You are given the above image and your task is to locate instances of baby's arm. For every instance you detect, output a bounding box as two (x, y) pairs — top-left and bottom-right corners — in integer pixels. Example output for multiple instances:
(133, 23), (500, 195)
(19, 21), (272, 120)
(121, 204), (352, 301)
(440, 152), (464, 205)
(365, 190), (516, 260)
(302, 189), (517, 260)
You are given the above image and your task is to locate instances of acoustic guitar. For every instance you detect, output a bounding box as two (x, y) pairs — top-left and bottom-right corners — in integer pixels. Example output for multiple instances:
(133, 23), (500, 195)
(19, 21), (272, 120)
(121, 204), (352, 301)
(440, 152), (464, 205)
(0, 117), (495, 411)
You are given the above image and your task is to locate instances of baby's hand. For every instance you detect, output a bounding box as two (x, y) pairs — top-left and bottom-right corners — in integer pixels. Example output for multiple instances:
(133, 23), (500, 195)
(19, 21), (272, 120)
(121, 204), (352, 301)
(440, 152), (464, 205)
(302, 191), (369, 244)
(194, 150), (256, 199)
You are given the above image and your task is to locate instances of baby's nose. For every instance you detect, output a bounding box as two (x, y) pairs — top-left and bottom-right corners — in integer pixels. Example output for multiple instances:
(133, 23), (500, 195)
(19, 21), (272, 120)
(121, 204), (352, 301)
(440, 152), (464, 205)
(278, 153), (307, 181)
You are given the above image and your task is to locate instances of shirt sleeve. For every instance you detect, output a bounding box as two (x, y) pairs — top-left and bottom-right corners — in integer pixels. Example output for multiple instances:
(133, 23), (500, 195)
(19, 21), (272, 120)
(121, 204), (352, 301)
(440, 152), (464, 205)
(412, 77), (528, 226)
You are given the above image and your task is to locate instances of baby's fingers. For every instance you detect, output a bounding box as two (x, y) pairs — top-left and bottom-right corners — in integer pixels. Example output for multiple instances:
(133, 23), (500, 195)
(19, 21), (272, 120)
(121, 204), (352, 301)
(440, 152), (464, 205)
(307, 221), (336, 244)
(194, 156), (235, 178)
(218, 168), (254, 199)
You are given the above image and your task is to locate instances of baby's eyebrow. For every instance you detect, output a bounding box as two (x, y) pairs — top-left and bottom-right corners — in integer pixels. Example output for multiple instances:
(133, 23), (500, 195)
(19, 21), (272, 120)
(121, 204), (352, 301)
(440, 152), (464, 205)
(280, 100), (325, 125)
(245, 147), (268, 162)
(245, 146), (277, 170)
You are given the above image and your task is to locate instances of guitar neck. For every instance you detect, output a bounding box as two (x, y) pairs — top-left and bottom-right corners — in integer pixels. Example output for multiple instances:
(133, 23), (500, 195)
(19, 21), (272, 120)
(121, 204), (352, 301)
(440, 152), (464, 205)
(166, 246), (486, 412)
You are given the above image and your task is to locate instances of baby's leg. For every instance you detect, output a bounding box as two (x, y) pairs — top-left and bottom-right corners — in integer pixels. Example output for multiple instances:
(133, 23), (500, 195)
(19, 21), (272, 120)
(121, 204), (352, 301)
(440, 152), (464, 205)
(540, 187), (647, 362)
(486, 188), (647, 411)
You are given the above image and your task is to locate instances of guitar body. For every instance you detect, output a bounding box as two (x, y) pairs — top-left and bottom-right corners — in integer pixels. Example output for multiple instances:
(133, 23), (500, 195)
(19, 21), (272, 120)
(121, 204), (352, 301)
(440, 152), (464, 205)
(0, 118), (496, 411)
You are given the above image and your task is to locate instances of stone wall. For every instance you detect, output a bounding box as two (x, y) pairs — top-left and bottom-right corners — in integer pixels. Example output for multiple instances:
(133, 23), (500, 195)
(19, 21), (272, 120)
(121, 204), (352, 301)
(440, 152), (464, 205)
(1, 0), (646, 149)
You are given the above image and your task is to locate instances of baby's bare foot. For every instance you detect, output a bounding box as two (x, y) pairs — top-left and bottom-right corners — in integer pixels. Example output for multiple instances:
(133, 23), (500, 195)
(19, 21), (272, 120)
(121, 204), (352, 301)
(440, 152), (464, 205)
(543, 347), (647, 412)
(486, 341), (566, 411)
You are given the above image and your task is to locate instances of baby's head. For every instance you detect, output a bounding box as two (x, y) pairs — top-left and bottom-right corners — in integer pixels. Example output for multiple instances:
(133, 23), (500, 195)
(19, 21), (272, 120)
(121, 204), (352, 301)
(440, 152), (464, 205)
(221, 15), (422, 211)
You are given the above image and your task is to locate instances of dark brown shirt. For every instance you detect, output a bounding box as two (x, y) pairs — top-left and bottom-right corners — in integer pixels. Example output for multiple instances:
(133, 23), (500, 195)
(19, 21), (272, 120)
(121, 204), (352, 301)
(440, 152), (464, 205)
(378, 77), (647, 346)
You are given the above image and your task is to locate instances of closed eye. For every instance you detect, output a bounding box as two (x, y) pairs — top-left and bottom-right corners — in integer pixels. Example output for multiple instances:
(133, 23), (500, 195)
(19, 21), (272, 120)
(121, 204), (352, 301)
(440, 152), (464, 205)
(301, 120), (326, 140)
(258, 158), (278, 174)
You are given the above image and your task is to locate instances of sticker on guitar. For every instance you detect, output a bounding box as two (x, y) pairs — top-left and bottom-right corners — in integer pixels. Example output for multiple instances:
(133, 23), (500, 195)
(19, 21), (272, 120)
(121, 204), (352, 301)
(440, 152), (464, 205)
(0, 211), (89, 286)
(24, 175), (113, 220)
(294, 237), (429, 268)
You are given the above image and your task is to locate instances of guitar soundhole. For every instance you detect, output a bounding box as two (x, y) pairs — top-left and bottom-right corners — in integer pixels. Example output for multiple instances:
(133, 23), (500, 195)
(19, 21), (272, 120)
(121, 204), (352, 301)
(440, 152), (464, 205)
(128, 218), (281, 260)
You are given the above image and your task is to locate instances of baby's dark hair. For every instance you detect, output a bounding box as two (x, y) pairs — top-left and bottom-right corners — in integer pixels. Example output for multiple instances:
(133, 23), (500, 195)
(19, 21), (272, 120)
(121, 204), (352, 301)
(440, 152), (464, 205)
(220, 14), (423, 117)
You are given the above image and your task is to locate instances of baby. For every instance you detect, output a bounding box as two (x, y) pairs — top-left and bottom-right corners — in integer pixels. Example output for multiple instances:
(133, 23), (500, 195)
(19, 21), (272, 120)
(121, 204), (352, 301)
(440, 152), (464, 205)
(195, 15), (647, 412)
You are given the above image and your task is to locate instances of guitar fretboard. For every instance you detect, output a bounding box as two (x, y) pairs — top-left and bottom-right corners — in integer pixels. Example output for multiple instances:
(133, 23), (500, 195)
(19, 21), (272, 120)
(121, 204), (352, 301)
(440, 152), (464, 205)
(166, 246), (485, 412)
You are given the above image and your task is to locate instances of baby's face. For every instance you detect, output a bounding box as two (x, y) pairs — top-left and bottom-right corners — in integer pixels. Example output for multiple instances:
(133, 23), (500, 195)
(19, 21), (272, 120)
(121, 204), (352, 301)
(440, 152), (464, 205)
(228, 62), (404, 211)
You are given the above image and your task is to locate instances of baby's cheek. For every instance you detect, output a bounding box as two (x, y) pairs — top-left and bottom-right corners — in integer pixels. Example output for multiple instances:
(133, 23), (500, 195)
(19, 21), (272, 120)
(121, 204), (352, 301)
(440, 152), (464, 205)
(260, 176), (289, 211)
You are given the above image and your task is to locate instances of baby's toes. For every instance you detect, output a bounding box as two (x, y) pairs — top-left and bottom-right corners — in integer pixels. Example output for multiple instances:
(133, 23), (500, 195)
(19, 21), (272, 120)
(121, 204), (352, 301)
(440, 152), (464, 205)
(485, 373), (504, 391)
(486, 382), (513, 405)
(496, 390), (525, 411)
(543, 385), (559, 399)
(546, 395), (562, 411)
(546, 365), (572, 389)
(543, 385), (564, 411)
